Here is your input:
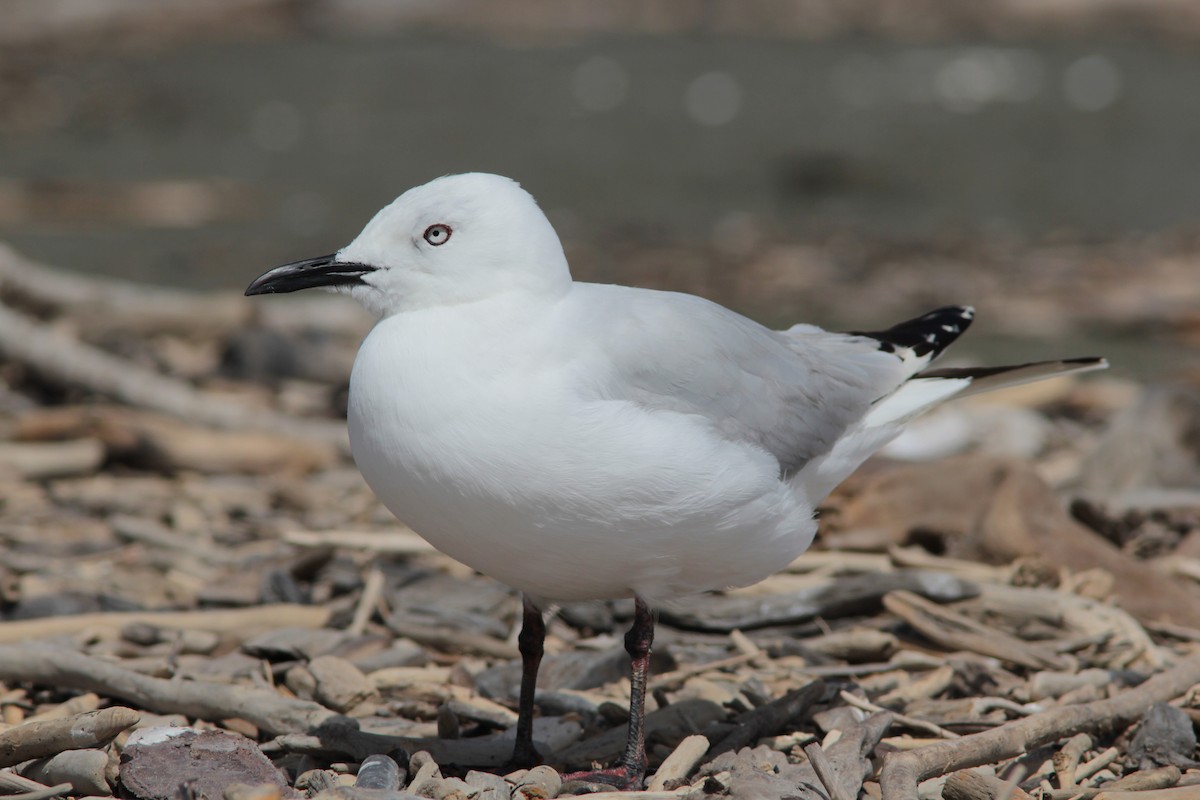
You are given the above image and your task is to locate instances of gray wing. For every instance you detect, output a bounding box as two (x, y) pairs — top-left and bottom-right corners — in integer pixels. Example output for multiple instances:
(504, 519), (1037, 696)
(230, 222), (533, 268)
(578, 286), (912, 477)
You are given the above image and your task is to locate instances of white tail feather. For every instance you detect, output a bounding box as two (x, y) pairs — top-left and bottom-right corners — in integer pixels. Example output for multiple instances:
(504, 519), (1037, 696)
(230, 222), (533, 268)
(795, 356), (1107, 504)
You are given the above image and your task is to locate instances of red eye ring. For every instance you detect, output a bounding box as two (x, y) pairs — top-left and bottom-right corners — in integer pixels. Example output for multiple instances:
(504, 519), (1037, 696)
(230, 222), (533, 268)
(423, 224), (452, 246)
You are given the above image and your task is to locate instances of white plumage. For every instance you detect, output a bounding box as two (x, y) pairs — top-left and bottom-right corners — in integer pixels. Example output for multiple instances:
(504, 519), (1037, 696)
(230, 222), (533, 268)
(246, 172), (1104, 604)
(246, 172), (1104, 783)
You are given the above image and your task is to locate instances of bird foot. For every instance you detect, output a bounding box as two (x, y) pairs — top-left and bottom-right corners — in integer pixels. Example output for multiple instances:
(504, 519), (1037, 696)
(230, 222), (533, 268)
(505, 742), (545, 771)
(559, 765), (644, 793)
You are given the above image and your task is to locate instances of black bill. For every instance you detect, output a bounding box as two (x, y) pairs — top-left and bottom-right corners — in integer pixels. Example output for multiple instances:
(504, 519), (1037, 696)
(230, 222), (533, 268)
(244, 254), (377, 296)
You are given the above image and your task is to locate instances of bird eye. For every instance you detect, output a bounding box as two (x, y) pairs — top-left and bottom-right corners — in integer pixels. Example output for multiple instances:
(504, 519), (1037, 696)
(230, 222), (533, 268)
(423, 224), (452, 246)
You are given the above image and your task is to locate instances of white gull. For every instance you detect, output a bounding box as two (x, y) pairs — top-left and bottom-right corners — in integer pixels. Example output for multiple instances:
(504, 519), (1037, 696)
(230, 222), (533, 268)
(246, 172), (1105, 787)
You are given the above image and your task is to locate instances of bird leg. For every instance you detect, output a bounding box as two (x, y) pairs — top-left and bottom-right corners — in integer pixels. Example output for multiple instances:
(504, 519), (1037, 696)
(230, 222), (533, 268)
(510, 595), (545, 768)
(561, 597), (655, 791)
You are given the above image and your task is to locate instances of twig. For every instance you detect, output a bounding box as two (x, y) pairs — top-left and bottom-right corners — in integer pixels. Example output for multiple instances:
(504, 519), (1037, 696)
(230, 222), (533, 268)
(0, 707), (138, 768)
(0, 770), (55, 794)
(648, 652), (759, 692)
(0, 644), (335, 736)
(0, 242), (366, 336)
(0, 604), (329, 644)
(879, 652), (1200, 800)
(943, 769), (1035, 800)
(1077, 748), (1120, 782)
(0, 302), (347, 448)
(804, 742), (855, 800)
(882, 590), (1065, 670)
(838, 690), (960, 739)
(647, 735), (710, 791)
(384, 619), (519, 660)
(1054, 733), (1092, 789)
(0, 784), (74, 800)
(708, 680), (827, 757)
(347, 567), (386, 636)
(284, 529), (435, 554)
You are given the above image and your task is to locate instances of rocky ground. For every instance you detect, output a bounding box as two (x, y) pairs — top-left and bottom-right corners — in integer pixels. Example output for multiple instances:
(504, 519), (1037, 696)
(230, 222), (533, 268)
(2, 242), (1200, 800)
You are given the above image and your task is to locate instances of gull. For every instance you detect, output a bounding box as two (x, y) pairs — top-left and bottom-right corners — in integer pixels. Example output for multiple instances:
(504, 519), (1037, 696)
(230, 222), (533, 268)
(246, 172), (1105, 788)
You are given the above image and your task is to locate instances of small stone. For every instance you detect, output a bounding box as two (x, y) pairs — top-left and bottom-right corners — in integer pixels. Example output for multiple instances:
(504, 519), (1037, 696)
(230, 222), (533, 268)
(355, 754), (404, 791)
(119, 728), (295, 800)
(309, 655), (380, 713)
(224, 784), (282, 800)
(463, 770), (510, 800)
(512, 765), (561, 799)
(284, 665), (317, 701)
(1131, 703), (1199, 769)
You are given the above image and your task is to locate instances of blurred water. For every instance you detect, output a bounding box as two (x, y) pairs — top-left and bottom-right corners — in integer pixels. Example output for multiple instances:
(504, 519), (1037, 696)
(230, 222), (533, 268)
(2, 32), (1199, 293)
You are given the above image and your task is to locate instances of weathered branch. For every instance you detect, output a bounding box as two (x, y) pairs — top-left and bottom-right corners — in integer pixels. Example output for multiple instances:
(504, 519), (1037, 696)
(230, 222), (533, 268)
(0, 302), (347, 449)
(0, 242), (366, 336)
(0, 707), (138, 768)
(0, 604), (329, 645)
(879, 652), (1200, 800)
(0, 644), (335, 736)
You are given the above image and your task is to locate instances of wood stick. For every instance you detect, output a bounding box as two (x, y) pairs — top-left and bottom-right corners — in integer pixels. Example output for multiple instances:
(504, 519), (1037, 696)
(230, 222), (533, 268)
(0, 645), (334, 736)
(1076, 748), (1120, 782)
(879, 652), (1200, 800)
(1090, 789), (1200, 800)
(0, 783), (74, 800)
(0, 439), (104, 480)
(838, 690), (959, 740)
(21, 748), (114, 795)
(803, 742), (855, 800)
(542, 793), (690, 800)
(707, 679), (827, 757)
(0, 302), (347, 448)
(647, 735), (709, 792)
(284, 529), (435, 554)
(1053, 732), (1092, 789)
(943, 769), (1034, 800)
(0, 771), (55, 794)
(882, 590), (1065, 670)
(22, 693), (101, 725)
(0, 242), (366, 336)
(0, 604), (330, 644)
(384, 619), (518, 660)
(347, 568), (387, 637)
(648, 652), (759, 692)
(275, 731), (520, 768)
(0, 707), (137, 768)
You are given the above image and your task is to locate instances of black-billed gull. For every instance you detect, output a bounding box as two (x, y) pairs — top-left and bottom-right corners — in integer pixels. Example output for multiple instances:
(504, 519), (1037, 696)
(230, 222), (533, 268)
(246, 172), (1105, 788)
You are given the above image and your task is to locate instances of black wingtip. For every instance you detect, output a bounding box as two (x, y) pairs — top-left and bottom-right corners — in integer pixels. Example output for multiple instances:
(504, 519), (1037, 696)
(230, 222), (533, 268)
(850, 305), (975, 360)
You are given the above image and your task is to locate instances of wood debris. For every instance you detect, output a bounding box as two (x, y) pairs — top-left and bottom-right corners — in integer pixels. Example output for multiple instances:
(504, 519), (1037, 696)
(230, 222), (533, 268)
(2, 252), (1200, 798)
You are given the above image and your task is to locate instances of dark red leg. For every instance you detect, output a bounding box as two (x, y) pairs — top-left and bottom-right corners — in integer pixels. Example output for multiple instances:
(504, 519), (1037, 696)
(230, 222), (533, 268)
(510, 596), (545, 768)
(562, 597), (655, 791)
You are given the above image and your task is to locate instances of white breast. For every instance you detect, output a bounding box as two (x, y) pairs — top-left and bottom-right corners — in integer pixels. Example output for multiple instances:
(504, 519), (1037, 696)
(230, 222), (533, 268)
(347, 299), (817, 604)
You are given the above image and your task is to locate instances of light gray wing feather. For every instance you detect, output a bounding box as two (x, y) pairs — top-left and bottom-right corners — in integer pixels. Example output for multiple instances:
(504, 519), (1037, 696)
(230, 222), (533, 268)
(576, 286), (909, 476)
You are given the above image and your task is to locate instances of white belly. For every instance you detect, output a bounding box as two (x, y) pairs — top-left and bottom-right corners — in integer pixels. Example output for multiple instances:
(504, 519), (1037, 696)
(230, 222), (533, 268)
(347, 311), (816, 604)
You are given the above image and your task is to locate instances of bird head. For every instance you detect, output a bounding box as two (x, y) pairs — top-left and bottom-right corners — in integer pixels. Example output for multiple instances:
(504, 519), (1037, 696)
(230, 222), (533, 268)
(245, 173), (571, 316)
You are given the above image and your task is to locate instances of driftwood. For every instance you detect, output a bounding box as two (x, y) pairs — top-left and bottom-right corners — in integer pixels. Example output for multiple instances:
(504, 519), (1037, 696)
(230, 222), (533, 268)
(803, 741), (855, 800)
(943, 769), (1035, 800)
(879, 651), (1200, 800)
(0, 781), (74, 800)
(19, 748), (114, 796)
(0, 439), (105, 480)
(0, 707), (138, 768)
(0, 604), (330, 644)
(2, 244), (1198, 798)
(707, 679), (828, 756)
(0, 242), (366, 336)
(647, 735), (710, 791)
(0, 303), (347, 448)
(660, 570), (978, 631)
(882, 589), (1066, 670)
(0, 645), (335, 736)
